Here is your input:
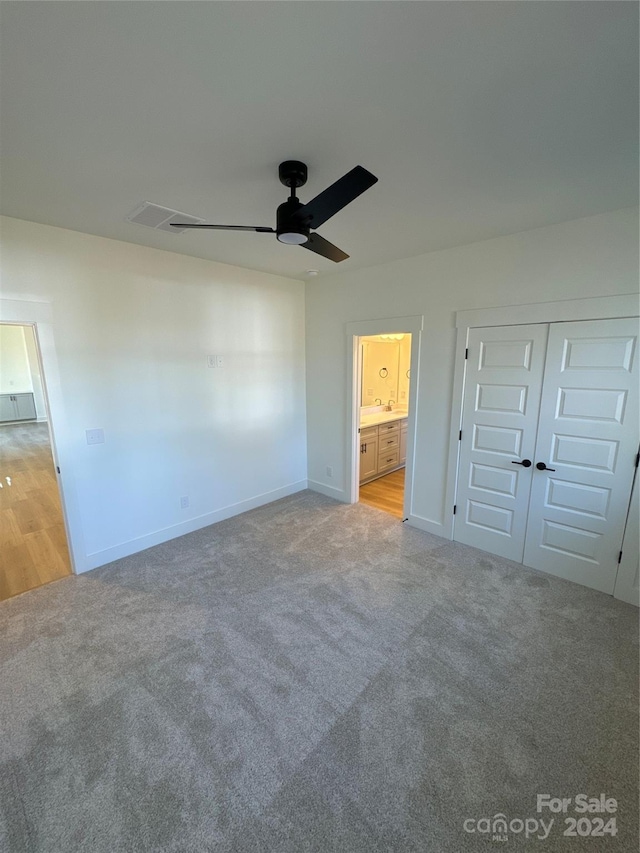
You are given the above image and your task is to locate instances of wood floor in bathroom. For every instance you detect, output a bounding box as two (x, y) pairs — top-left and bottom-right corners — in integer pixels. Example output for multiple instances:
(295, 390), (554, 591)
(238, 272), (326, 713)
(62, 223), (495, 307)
(359, 468), (405, 519)
(0, 422), (72, 601)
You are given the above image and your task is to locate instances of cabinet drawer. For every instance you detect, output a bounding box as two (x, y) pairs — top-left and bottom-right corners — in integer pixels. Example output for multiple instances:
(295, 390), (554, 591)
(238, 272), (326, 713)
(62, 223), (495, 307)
(379, 432), (399, 450)
(360, 425), (378, 440)
(379, 421), (400, 435)
(378, 448), (400, 472)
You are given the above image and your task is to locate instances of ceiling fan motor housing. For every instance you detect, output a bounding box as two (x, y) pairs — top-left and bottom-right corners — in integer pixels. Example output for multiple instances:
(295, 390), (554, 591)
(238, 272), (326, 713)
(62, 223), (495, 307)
(276, 198), (309, 244)
(278, 160), (308, 189)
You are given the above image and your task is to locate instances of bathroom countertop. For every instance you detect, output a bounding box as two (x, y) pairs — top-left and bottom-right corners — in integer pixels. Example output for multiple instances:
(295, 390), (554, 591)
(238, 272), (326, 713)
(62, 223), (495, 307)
(359, 410), (408, 428)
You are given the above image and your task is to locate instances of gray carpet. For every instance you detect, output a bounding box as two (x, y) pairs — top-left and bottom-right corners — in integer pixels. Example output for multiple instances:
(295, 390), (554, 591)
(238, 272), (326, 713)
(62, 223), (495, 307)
(0, 490), (637, 852)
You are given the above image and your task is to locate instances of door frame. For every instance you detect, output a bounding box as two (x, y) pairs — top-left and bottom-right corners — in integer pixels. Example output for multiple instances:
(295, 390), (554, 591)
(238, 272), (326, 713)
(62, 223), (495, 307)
(614, 466), (639, 605)
(447, 293), (639, 595)
(0, 298), (85, 574)
(346, 315), (423, 519)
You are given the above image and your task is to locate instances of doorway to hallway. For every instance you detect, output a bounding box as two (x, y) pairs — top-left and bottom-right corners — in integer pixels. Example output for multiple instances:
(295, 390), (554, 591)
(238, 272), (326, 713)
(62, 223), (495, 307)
(0, 323), (72, 599)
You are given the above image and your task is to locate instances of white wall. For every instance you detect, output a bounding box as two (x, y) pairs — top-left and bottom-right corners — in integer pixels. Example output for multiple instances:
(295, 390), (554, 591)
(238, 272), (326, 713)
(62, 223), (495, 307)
(306, 208), (639, 535)
(0, 323), (32, 393)
(0, 216), (306, 570)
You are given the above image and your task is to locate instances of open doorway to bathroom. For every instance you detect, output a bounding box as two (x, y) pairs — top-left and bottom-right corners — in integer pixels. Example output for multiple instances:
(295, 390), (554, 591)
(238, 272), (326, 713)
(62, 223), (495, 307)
(356, 333), (412, 518)
(0, 323), (72, 600)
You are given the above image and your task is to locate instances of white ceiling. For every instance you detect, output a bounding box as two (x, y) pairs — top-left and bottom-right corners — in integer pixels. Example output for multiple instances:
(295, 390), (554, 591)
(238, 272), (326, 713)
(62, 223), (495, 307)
(1, 1), (637, 279)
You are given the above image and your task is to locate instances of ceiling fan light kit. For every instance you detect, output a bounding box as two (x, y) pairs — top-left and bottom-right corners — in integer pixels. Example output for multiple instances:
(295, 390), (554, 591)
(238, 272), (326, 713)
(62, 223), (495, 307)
(169, 160), (378, 263)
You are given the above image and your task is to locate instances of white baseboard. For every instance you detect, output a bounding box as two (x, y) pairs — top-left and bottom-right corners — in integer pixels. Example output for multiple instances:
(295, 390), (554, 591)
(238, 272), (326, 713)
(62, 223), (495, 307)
(307, 480), (346, 502)
(83, 479), (308, 572)
(406, 513), (450, 539)
(612, 587), (640, 607)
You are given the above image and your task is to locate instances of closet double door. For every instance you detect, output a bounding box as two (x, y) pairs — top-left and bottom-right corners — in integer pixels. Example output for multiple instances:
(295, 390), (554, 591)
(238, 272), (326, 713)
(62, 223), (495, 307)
(455, 318), (638, 594)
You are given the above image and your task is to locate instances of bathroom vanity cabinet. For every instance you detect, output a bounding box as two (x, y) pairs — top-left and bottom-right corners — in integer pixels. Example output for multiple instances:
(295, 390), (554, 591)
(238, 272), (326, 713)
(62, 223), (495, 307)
(359, 416), (407, 484)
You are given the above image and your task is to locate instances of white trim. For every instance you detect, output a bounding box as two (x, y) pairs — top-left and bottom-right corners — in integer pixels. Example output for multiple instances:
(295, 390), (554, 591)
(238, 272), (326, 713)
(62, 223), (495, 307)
(307, 479), (346, 501)
(348, 333), (361, 504)
(86, 479), (309, 570)
(456, 293), (639, 330)
(0, 299), (53, 324)
(442, 327), (469, 539)
(345, 315), (424, 338)
(402, 331), (422, 519)
(614, 468), (639, 606)
(344, 315), (424, 523)
(0, 299), (85, 573)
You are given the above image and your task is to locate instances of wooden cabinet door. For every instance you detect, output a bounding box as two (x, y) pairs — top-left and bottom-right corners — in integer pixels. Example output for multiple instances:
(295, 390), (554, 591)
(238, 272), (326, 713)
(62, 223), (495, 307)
(0, 395), (16, 422)
(359, 436), (378, 482)
(14, 393), (36, 420)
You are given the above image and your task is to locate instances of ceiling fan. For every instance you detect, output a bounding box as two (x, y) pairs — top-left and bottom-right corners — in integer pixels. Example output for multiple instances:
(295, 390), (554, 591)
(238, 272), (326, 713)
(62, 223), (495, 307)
(171, 160), (378, 262)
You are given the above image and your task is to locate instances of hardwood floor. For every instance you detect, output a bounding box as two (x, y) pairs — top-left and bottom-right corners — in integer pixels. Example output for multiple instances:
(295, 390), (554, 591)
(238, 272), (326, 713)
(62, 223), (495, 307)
(359, 467), (405, 519)
(0, 422), (72, 601)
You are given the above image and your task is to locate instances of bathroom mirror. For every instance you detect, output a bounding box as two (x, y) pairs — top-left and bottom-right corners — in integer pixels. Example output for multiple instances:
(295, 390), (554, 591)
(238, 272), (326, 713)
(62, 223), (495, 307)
(360, 335), (411, 407)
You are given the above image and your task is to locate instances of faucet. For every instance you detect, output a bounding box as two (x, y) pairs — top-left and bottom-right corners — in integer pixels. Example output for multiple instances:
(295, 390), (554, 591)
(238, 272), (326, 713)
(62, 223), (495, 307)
(386, 399), (395, 411)
(374, 398), (382, 406)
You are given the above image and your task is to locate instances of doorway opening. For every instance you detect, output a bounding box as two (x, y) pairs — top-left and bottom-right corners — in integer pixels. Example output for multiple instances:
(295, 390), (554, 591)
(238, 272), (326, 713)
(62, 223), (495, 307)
(0, 322), (72, 600)
(355, 333), (412, 519)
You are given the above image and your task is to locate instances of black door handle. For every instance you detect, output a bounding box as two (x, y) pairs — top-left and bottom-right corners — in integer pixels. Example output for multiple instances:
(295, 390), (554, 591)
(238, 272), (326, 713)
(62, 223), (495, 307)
(536, 462), (556, 472)
(511, 459), (532, 468)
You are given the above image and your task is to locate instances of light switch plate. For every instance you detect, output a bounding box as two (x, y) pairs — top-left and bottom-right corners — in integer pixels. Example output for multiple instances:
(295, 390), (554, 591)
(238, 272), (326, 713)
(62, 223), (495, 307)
(207, 355), (217, 368)
(86, 428), (105, 445)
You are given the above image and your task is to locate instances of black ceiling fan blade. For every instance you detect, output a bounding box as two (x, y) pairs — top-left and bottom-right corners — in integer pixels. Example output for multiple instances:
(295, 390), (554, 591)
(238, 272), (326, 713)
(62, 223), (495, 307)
(292, 166), (378, 229)
(170, 224), (275, 232)
(301, 232), (349, 263)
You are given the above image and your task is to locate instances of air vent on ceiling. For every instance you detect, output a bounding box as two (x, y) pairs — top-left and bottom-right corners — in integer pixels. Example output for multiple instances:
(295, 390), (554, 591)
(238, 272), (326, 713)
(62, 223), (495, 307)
(126, 202), (205, 234)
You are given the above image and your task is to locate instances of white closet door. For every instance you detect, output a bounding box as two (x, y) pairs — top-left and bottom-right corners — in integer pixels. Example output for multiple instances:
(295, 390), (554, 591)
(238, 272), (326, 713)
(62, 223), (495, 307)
(454, 324), (549, 561)
(523, 319), (639, 593)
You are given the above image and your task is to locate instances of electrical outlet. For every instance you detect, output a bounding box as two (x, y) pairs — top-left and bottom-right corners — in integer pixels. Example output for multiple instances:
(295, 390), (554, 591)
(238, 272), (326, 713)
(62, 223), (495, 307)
(367, 388), (374, 396)
(326, 466), (333, 478)
(215, 355), (224, 368)
(86, 428), (105, 445)
(180, 495), (189, 509)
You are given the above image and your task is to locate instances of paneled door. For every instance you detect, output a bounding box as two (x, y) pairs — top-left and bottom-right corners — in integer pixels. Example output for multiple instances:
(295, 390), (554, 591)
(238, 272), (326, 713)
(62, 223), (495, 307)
(523, 319), (639, 594)
(454, 324), (549, 561)
(455, 317), (639, 594)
